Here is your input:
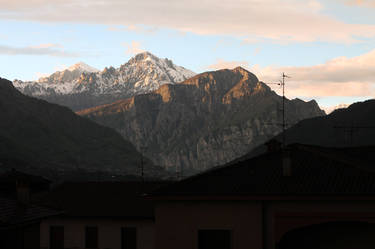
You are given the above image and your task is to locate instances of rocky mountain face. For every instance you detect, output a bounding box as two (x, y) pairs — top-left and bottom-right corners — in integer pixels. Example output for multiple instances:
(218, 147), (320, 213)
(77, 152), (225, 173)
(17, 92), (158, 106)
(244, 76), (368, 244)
(78, 67), (325, 174)
(13, 52), (195, 111)
(0, 77), (167, 180)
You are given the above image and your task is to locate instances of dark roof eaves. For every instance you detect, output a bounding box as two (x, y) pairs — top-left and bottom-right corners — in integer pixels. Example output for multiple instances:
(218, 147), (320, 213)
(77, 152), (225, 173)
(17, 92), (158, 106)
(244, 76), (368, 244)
(53, 214), (154, 220)
(151, 193), (375, 201)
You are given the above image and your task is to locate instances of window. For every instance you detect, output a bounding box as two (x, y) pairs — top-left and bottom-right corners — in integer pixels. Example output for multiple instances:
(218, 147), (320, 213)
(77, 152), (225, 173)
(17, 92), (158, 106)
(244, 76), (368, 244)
(50, 226), (64, 249)
(121, 227), (137, 249)
(85, 226), (98, 249)
(198, 229), (232, 249)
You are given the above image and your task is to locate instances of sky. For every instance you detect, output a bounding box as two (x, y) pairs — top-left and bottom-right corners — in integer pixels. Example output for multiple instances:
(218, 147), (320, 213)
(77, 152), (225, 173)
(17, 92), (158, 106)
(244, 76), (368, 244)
(1, 0), (375, 111)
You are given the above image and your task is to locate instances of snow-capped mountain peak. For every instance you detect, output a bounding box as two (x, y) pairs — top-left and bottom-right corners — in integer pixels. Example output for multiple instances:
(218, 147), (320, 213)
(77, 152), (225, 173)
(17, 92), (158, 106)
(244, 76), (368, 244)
(13, 52), (196, 111)
(68, 62), (99, 73)
(132, 51), (154, 60)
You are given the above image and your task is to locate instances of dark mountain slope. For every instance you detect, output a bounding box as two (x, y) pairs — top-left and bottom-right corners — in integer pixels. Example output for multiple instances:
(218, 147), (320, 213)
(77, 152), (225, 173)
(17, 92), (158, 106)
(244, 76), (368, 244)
(0, 77), (166, 179)
(241, 99), (375, 160)
(283, 99), (375, 146)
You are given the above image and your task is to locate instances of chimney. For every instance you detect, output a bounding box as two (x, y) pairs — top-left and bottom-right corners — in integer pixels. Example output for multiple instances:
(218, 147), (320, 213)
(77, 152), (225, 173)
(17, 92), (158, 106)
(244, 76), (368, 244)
(266, 139), (282, 153)
(16, 179), (30, 205)
(282, 150), (292, 177)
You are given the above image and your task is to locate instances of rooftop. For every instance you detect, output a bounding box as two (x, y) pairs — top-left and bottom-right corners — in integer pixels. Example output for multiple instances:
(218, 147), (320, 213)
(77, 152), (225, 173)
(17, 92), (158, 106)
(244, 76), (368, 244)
(0, 196), (61, 228)
(151, 144), (375, 199)
(39, 181), (169, 219)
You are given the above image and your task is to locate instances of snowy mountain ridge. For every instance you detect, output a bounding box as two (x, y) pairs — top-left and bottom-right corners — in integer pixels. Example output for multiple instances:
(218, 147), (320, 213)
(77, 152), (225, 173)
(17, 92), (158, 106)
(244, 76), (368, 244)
(322, 103), (350, 114)
(67, 62), (99, 73)
(13, 52), (196, 110)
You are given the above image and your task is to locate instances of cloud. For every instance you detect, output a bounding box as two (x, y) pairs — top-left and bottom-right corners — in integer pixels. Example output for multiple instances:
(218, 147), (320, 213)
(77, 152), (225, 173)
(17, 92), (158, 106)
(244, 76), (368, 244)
(35, 72), (49, 79)
(33, 64), (69, 80)
(0, 44), (79, 57)
(107, 25), (158, 34)
(205, 59), (250, 71)
(123, 41), (145, 56)
(29, 43), (63, 49)
(321, 103), (350, 114)
(53, 64), (68, 71)
(344, 0), (375, 7)
(1, 0), (375, 43)
(252, 49), (375, 98)
(253, 48), (261, 56)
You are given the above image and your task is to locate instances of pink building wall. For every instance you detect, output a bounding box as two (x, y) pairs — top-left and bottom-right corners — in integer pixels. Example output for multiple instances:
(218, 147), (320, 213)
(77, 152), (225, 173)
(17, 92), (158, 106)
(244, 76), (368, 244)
(155, 199), (375, 249)
(40, 218), (155, 249)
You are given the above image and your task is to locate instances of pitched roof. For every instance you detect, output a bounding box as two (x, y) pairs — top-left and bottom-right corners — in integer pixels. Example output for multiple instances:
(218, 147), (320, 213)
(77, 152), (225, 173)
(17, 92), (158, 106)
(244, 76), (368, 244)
(151, 144), (375, 199)
(0, 196), (61, 228)
(0, 168), (51, 185)
(39, 181), (169, 219)
(0, 169), (51, 197)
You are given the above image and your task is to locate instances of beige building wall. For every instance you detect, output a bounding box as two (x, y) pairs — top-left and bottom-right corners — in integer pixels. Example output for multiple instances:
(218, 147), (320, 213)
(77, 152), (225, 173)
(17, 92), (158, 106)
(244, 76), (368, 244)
(155, 201), (263, 249)
(40, 218), (155, 249)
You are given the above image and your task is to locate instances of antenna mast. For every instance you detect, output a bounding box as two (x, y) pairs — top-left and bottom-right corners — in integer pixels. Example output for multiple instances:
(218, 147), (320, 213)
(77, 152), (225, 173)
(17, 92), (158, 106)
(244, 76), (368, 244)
(265, 72), (290, 148)
(281, 72), (290, 148)
(140, 146), (147, 183)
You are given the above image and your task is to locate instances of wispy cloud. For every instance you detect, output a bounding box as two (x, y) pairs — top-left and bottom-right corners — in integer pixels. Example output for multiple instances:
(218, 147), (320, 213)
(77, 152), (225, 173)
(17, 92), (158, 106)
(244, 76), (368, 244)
(29, 43), (63, 49)
(203, 50), (375, 99)
(1, 0), (375, 43)
(107, 25), (158, 34)
(33, 64), (69, 80)
(123, 41), (145, 55)
(0, 44), (79, 57)
(205, 59), (250, 71)
(35, 72), (49, 79)
(321, 103), (350, 114)
(53, 64), (69, 71)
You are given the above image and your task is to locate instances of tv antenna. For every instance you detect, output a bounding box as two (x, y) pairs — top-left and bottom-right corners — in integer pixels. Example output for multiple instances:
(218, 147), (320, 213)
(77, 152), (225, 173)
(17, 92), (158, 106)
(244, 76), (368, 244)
(265, 72), (290, 148)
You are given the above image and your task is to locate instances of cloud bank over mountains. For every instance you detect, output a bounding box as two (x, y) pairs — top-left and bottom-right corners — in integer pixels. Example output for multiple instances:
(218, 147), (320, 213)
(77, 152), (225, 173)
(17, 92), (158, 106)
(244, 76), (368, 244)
(256, 49), (375, 98)
(205, 49), (375, 99)
(1, 0), (375, 43)
(0, 43), (78, 57)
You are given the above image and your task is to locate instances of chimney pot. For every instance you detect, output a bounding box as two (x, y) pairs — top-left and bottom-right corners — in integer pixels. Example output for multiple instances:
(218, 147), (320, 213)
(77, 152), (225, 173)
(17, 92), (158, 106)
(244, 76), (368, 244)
(282, 150), (292, 177)
(266, 139), (282, 153)
(16, 180), (30, 205)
